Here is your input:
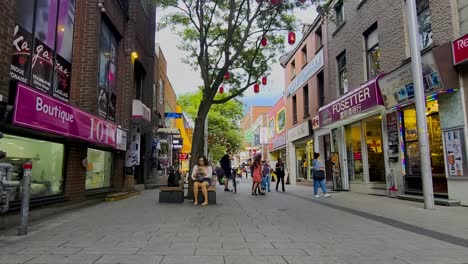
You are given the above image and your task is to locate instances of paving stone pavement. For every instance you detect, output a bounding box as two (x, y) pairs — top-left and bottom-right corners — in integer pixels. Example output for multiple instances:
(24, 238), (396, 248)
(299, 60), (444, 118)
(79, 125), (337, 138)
(1, 180), (468, 264)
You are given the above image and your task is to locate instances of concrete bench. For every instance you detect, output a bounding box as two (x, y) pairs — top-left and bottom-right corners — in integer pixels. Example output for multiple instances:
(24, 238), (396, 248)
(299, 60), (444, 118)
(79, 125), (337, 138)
(197, 186), (216, 204)
(159, 186), (184, 203)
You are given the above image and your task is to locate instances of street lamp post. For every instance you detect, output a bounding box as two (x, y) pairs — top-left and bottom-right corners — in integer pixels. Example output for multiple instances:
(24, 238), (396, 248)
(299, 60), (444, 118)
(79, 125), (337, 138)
(406, 0), (435, 209)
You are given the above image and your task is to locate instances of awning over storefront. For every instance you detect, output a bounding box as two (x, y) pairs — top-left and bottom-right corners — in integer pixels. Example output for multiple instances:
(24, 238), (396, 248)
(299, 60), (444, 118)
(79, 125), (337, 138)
(318, 75), (384, 127)
(175, 106), (192, 154)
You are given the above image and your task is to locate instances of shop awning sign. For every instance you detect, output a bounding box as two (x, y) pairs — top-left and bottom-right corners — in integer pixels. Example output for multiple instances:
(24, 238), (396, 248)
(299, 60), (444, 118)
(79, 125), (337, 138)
(13, 83), (117, 147)
(287, 49), (324, 96)
(318, 78), (383, 127)
(378, 51), (442, 109)
(453, 34), (468, 66)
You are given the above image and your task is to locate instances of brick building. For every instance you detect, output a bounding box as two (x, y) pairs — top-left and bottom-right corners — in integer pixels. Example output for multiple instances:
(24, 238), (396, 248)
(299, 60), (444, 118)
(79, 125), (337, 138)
(281, 17), (326, 185)
(239, 106), (270, 164)
(316, 0), (464, 203)
(1, 0), (156, 210)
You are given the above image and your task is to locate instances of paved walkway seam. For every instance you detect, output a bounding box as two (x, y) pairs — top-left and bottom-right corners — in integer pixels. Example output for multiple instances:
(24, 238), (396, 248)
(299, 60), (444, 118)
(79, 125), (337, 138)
(284, 192), (468, 248)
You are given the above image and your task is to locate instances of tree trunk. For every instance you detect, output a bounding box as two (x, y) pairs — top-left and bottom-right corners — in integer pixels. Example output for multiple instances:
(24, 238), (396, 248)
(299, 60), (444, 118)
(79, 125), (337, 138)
(187, 101), (210, 199)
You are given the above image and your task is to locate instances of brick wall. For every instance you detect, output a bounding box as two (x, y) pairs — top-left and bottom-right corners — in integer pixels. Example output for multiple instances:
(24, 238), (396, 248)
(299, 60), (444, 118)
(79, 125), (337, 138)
(0, 0), (15, 99)
(326, 0), (458, 104)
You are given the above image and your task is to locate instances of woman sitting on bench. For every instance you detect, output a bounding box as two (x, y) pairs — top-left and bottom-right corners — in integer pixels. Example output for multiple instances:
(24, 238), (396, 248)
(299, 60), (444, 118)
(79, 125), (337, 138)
(191, 155), (212, 206)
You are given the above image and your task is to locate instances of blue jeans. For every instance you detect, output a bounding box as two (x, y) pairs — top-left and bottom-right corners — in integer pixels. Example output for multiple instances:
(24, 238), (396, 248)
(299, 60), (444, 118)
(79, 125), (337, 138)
(313, 178), (328, 195)
(264, 174), (271, 191)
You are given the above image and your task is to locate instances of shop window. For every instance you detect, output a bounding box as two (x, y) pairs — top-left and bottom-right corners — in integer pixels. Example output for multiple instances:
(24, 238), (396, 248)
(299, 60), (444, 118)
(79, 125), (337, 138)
(303, 85), (309, 117)
(402, 101), (446, 193)
(0, 135), (64, 199)
(85, 148), (113, 190)
(302, 46), (307, 66)
(12, 0), (76, 101)
(134, 61), (146, 100)
(292, 95), (298, 124)
(365, 116), (385, 182)
(98, 19), (118, 121)
(337, 51), (348, 95)
(291, 60), (296, 78)
(417, 0), (433, 50)
(364, 24), (381, 79)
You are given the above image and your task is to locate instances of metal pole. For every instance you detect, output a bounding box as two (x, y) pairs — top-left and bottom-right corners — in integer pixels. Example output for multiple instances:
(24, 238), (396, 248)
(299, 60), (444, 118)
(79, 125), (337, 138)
(406, 0), (435, 209)
(18, 162), (32, 235)
(204, 117), (208, 157)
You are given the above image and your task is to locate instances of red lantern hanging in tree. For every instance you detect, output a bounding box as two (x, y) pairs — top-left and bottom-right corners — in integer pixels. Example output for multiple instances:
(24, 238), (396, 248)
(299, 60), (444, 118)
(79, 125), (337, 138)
(261, 37), (267, 47)
(262, 76), (267, 85)
(219, 86), (224, 94)
(254, 83), (260, 93)
(224, 72), (230, 80)
(288, 31), (296, 45)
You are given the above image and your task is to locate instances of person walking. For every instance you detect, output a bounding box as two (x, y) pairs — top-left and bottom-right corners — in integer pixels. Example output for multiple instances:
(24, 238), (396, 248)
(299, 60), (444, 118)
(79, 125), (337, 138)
(191, 155), (213, 206)
(220, 150), (233, 192)
(275, 158), (286, 192)
(262, 160), (272, 192)
(251, 154), (265, 195)
(312, 152), (331, 198)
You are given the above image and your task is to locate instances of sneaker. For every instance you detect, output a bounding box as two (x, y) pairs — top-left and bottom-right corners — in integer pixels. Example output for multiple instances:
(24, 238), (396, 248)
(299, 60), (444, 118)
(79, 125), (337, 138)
(314, 194), (321, 198)
(224, 189), (231, 192)
(324, 193), (332, 198)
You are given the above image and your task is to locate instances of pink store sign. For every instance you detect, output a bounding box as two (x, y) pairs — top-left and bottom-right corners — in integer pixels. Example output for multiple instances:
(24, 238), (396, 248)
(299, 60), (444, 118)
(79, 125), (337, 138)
(13, 83), (117, 147)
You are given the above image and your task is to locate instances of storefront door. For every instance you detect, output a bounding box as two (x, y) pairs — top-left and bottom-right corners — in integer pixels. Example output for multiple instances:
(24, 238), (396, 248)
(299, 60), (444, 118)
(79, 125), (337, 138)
(365, 116), (385, 182)
(345, 123), (364, 182)
(323, 135), (333, 181)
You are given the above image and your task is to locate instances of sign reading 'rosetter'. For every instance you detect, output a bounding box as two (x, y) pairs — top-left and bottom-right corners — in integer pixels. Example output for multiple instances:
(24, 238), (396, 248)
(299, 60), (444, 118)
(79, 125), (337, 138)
(453, 34), (468, 66)
(13, 83), (117, 147)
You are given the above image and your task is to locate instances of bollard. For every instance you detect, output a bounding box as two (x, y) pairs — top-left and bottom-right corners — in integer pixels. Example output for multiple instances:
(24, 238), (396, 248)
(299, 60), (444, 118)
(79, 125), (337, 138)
(18, 162), (32, 236)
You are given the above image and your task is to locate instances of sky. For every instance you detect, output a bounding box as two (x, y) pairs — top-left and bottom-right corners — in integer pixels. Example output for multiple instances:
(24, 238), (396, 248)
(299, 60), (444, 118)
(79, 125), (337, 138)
(156, 5), (318, 109)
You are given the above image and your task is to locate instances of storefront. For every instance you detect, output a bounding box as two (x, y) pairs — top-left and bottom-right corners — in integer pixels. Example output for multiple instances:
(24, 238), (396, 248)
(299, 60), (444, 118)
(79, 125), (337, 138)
(286, 120), (313, 184)
(267, 98), (288, 182)
(318, 76), (387, 194)
(451, 33), (468, 205)
(379, 44), (462, 199)
(4, 82), (119, 206)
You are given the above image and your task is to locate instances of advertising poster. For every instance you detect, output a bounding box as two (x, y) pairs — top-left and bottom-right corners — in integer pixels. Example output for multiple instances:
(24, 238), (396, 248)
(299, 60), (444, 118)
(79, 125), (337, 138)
(53, 54), (71, 101)
(126, 126), (141, 167)
(11, 25), (32, 84)
(445, 130), (464, 176)
(31, 39), (54, 94)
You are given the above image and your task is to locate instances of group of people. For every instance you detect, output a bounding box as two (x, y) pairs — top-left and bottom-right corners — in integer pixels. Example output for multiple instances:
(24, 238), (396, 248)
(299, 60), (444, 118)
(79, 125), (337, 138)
(189, 150), (331, 206)
(249, 154), (286, 195)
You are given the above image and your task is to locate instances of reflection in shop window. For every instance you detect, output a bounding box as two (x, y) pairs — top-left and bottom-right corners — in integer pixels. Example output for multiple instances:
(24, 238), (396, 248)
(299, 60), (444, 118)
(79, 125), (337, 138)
(0, 135), (64, 198)
(85, 148), (112, 190)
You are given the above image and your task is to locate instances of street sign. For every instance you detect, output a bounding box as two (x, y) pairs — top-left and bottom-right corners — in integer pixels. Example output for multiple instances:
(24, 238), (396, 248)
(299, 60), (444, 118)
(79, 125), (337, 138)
(165, 112), (182, 119)
(245, 130), (253, 142)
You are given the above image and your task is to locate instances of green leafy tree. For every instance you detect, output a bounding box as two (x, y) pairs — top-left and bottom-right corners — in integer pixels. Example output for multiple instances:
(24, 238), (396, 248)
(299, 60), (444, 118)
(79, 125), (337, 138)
(178, 91), (243, 162)
(155, 0), (306, 196)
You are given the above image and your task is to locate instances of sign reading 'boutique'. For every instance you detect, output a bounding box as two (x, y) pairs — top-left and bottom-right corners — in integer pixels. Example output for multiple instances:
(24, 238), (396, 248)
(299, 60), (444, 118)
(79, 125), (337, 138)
(13, 83), (117, 147)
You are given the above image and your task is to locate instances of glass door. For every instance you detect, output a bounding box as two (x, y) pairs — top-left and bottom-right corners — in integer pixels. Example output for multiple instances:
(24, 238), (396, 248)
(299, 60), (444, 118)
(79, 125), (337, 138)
(365, 116), (385, 182)
(345, 123), (364, 182)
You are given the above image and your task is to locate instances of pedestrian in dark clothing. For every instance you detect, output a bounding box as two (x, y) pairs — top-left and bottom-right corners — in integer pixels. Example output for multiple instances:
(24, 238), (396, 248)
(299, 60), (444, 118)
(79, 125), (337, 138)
(220, 150), (232, 192)
(275, 158), (285, 192)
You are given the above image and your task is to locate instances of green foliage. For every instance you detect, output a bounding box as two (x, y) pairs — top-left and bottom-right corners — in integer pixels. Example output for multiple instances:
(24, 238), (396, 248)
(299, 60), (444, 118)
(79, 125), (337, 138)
(178, 91), (244, 162)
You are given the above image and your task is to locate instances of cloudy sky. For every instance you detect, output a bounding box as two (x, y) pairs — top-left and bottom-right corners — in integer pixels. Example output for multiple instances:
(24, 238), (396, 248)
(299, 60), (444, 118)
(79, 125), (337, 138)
(156, 5), (318, 109)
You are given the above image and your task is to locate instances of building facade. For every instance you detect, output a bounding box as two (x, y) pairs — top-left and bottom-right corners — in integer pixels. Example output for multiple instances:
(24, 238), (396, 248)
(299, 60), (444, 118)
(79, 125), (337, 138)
(281, 17), (327, 185)
(1, 0), (156, 210)
(239, 106), (270, 164)
(317, 0), (464, 203)
(266, 97), (287, 176)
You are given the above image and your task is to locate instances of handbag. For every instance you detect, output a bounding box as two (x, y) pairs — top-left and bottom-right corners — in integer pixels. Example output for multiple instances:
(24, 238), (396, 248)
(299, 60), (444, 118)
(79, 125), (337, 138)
(315, 170), (325, 181)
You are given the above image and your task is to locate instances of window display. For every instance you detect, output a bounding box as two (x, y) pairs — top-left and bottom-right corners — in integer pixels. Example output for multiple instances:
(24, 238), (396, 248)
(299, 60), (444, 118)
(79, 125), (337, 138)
(85, 148), (112, 190)
(0, 134), (64, 198)
(402, 101), (447, 194)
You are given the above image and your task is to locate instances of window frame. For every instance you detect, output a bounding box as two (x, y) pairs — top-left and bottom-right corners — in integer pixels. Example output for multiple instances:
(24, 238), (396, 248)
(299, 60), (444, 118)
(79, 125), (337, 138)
(291, 60), (296, 79)
(303, 85), (309, 118)
(315, 27), (323, 52)
(301, 45), (308, 67)
(334, 1), (345, 26)
(364, 24), (381, 79)
(337, 51), (348, 95)
(292, 95), (298, 124)
(416, 0), (433, 50)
